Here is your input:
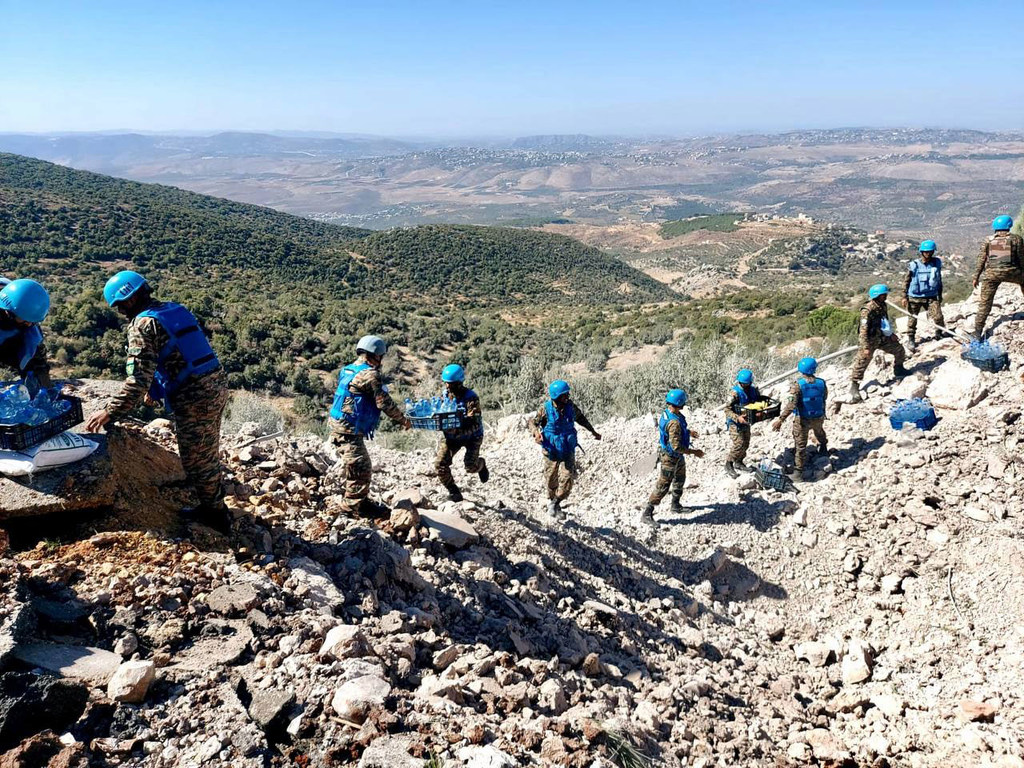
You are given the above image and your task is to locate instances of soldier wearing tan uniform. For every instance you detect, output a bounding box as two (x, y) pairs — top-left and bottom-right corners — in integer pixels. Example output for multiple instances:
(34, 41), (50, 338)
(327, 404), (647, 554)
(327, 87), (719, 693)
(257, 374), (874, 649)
(328, 335), (410, 520)
(901, 240), (944, 353)
(849, 284), (907, 404)
(772, 357), (827, 483)
(972, 215), (1024, 341)
(433, 364), (489, 502)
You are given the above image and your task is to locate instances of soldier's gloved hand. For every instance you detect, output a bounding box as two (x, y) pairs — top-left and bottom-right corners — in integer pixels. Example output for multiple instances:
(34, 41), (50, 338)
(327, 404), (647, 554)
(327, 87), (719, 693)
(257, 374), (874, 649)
(690, 448), (705, 459)
(771, 419), (783, 432)
(592, 432), (602, 441)
(143, 394), (160, 407)
(84, 410), (111, 433)
(690, 429), (700, 439)
(972, 278), (979, 289)
(534, 434), (544, 445)
(401, 418), (412, 431)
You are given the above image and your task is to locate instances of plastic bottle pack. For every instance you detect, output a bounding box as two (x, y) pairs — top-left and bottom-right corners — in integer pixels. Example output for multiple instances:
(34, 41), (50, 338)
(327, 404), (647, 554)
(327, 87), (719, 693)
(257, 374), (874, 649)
(0, 382), (71, 426)
(888, 398), (936, 431)
(963, 340), (1005, 361)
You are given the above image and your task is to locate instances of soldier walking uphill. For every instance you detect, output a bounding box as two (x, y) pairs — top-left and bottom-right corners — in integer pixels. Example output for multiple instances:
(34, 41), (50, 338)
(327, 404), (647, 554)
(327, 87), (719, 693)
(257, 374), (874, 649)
(84, 271), (231, 533)
(723, 368), (771, 478)
(0, 278), (52, 393)
(849, 284), (908, 404)
(902, 240), (944, 353)
(327, 335), (411, 520)
(530, 380), (601, 519)
(434, 364), (490, 502)
(772, 357), (828, 483)
(971, 215), (1024, 341)
(641, 389), (704, 527)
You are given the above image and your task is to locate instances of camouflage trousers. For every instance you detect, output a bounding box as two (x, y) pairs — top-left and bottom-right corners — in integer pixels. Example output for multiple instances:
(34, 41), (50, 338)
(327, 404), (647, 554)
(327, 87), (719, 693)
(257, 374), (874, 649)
(435, 437), (484, 489)
(331, 432), (372, 514)
(793, 416), (827, 470)
(851, 335), (905, 383)
(544, 453), (577, 501)
(726, 422), (750, 463)
(173, 369), (229, 508)
(905, 297), (944, 341)
(974, 267), (1024, 336)
(648, 450), (685, 506)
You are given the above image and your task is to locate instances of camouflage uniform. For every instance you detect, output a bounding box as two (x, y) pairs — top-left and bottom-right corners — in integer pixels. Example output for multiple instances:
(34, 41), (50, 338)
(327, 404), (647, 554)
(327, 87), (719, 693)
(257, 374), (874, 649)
(530, 400), (596, 502)
(0, 317), (51, 388)
(648, 416), (685, 506)
(329, 361), (406, 515)
(972, 232), (1024, 337)
(105, 300), (228, 508)
(434, 386), (485, 492)
(723, 385), (767, 463)
(851, 299), (905, 383)
(902, 259), (944, 342)
(778, 378), (828, 471)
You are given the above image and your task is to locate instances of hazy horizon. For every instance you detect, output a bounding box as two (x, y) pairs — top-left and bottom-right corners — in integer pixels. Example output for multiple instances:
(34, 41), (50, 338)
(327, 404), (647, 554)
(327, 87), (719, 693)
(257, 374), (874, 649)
(2, 1), (1022, 136)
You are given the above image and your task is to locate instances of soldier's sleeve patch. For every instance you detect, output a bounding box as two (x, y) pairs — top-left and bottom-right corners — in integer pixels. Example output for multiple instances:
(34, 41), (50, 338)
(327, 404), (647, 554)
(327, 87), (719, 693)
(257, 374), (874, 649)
(126, 361), (135, 375)
(860, 319), (868, 326)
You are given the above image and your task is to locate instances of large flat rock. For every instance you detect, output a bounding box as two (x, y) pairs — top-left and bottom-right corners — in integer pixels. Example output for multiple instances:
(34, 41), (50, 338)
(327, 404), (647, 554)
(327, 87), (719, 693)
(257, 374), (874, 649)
(12, 643), (122, 686)
(0, 379), (185, 521)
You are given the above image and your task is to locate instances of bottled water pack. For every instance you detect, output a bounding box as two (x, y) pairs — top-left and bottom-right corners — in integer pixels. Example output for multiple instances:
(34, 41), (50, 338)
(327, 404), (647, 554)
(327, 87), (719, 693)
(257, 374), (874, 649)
(404, 395), (464, 419)
(963, 340), (1005, 361)
(889, 397), (936, 431)
(0, 382), (71, 426)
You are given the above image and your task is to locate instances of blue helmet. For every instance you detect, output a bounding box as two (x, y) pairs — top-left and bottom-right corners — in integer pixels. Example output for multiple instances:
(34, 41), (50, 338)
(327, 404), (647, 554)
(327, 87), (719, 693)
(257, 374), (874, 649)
(103, 270), (148, 307)
(736, 369), (754, 385)
(868, 283), (889, 300)
(0, 279), (50, 324)
(992, 215), (1013, 231)
(798, 357), (818, 375)
(441, 363), (465, 383)
(666, 388), (688, 406)
(919, 240), (936, 253)
(549, 380), (570, 399)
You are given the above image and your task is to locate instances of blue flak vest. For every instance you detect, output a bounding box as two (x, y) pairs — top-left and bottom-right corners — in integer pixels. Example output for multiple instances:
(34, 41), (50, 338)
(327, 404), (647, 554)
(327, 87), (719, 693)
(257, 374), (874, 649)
(796, 377), (826, 420)
(542, 399), (577, 462)
(659, 409), (691, 458)
(443, 387), (484, 442)
(329, 361), (382, 438)
(0, 323), (43, 373)
(138, 303), (221, 401)
(726, 383), (760, 427)
(907, 258), (942, 299)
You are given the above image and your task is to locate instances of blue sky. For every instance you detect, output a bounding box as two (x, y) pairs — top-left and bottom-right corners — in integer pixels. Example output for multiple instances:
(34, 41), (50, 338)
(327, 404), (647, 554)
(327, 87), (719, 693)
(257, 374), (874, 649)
(1, 0), (1021, 136)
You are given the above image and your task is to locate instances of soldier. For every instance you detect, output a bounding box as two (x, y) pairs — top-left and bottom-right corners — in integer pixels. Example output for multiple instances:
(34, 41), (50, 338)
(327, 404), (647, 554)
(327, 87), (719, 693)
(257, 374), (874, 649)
(902, 240), (944, 353)
(723, 368), (771, 478)
(971, 215), (1024, 341)
(84, 271), (231, 532)
(641, 389), (704, 527)
(849, 284), (908, 403)
(772, 357), (827, 482)
(529, 380), (601, 518)
(327, 335), (410, 520)
(434, 363), (489, 502)
(0, 278), (52, 393)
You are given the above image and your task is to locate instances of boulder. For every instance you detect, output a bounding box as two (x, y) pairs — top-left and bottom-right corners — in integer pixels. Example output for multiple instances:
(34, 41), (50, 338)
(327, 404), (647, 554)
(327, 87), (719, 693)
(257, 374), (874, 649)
(456, 745), (518, 768)
(206, 583), (259, 616)
(359, 734), (425, 768)
(0, 672), (89, 751)
(891, 375), (928, 401)
(319, 624), (370, 660)
(419, 509), (480, 548)
(926, 358), (989, 410)
(106, 660), (156, 703)
(248, 689), (296, 733)
(331, 675), (391, 723)
(841, 640), (873, 684)
(286, 556), (345, 613)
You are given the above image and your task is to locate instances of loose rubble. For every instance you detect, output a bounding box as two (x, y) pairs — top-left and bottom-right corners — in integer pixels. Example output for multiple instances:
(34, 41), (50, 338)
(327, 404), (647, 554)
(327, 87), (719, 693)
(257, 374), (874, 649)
(1, 291), (1023, 766)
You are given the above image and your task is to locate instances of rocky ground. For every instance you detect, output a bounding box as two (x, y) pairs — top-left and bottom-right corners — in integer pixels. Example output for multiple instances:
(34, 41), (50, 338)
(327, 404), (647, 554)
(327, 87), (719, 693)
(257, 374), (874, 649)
(2, 290), (1024, 768)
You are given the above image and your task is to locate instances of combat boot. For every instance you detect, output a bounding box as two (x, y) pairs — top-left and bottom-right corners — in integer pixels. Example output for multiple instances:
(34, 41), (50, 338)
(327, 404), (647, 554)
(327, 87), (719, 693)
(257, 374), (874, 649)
(478, 458), (490, 484)
(893, 363), (909, 378)
(182, 503), (232, 535)
(547, 499), (564, 519)
(905, 337), (917, 353)
(724, 460), (739, 478)
(848, 382), (863, 403)
(640, 504), (656, 527)
(734, 460), (753, 473)
(669, 497), (684, 515)
(446, 486), (464, 503)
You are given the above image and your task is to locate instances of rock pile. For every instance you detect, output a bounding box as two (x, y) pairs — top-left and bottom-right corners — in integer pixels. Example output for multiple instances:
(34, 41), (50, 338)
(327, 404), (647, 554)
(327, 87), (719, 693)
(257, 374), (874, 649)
(1, 292), (1023, 766)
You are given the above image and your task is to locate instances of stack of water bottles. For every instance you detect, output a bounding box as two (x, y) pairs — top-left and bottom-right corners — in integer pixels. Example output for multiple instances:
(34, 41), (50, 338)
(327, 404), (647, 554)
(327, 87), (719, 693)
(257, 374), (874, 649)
(0, 380), (82, 451)
(961, 339), (1010, 373)
(888, 397), (937, 431)
(404, 395), (465, 431)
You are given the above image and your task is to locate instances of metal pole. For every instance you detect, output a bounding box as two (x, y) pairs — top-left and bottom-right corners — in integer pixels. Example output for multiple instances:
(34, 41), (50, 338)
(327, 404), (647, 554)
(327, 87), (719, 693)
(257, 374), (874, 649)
(759, 345), (859, 390)
(886, 300), (972, 344)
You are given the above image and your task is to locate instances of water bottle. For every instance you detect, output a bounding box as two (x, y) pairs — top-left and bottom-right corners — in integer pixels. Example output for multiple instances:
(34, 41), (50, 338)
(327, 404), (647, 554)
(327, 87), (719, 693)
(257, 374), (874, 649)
(405, 397), (413, 415)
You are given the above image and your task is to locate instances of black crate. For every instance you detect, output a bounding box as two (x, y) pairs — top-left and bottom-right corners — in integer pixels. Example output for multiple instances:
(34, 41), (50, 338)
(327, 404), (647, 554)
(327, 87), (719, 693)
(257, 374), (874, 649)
(961, 349), (1010, 373)
(755, 466), (789, 491)
(408, 411), (464, 432)
(743, 399), (781, 424)
(0, 395), (85, 451)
